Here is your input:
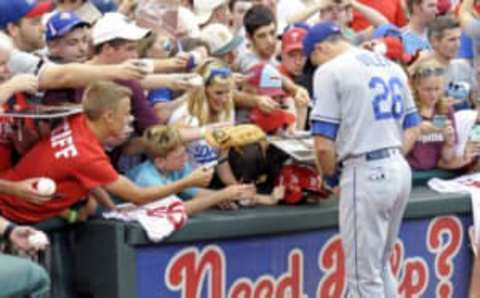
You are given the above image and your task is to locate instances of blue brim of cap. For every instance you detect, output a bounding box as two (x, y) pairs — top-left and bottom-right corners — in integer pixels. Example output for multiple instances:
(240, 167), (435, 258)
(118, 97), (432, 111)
(46, 20), (89, 41)
(213, 35), (244, 56)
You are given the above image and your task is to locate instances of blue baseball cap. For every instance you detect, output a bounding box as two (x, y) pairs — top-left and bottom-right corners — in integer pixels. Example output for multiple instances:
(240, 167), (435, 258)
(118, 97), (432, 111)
(372, 23), (402, 40)
(45, 12), (89, 41)
(91, 0), (118, 14)
(303, 21), (341, 57)
(0, 0), (52, 29)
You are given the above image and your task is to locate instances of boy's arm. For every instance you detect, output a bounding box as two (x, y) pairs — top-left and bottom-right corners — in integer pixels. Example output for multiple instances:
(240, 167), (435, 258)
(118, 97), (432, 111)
(104, 168), (212, 205)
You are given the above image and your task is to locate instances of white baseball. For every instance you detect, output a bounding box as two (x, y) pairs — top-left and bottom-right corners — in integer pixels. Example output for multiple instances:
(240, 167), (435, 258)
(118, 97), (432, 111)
(28, 231), (49, 249)
(36, 178), (56, 196)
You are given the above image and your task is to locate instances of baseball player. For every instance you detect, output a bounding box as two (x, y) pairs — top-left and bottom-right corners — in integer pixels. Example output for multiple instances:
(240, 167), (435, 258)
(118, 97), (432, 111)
(303, 22), (421, 297)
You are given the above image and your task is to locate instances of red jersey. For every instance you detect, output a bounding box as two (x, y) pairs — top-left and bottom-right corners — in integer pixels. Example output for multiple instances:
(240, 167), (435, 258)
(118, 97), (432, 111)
(351, 0), (407, 31)
(0, 114), (118, 223)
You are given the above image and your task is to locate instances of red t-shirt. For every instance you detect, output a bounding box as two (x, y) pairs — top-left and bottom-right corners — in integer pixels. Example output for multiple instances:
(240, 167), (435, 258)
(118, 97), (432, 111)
(351, 0), (407, 31)
(0, 114), (118, 223)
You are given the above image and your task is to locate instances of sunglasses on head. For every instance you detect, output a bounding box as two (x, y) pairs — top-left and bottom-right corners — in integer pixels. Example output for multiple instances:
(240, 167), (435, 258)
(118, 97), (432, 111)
(413, 67), (445, 78)
(205, 67), (232, 85)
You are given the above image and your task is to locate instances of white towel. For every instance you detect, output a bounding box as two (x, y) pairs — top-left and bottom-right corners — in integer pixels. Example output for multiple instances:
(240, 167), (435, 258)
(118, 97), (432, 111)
(428, 173), (480, 245)
(103, 196), (188, 242)
(454, 109), (478, 156)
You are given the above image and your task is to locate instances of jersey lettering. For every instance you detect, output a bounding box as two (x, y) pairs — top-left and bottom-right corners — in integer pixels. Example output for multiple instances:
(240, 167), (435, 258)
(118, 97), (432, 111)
(369, 76), (405, 120)
(356, 53), (390, 67)
(51, 120), (78, 159)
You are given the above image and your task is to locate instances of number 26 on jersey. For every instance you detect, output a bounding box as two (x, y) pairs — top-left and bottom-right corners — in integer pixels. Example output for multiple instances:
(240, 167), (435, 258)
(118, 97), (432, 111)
(369, 76), (404, 120)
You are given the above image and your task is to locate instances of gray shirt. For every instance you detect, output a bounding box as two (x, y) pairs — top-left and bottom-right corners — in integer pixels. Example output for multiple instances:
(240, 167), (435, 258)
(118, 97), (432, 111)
(310, 47), (418, 161)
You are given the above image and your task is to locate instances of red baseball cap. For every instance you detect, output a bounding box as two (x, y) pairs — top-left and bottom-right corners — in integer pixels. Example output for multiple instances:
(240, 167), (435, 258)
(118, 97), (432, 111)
(247, 63), (286, 97)
(282, 27), (307, 54)
(375, 37), (412, 64)
(26, 0), (53, 18)
(276, 164), (322, 204)
(250, 108), (296, 134)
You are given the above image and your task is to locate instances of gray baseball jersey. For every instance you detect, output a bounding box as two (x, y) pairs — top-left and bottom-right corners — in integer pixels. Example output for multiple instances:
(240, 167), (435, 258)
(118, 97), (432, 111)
(310, 47), (418, 161)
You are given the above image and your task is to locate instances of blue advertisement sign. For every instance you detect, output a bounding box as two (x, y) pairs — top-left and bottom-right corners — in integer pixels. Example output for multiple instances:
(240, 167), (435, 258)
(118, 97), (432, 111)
(136, 215), (473, 298)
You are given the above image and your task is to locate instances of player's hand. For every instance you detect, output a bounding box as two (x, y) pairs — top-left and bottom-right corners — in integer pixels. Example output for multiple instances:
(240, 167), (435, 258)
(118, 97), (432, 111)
(11, 178), (52, 205)
(256, 95), (280, 113)
(6, 74), (38, 94)
(112, 60), (148, 81)
(442, 120), (455, 145)
(293, 86), (310, 108)
(78, 196), (98, 222)
(9, 226), (48, 252)
(186, 167), (214, 188)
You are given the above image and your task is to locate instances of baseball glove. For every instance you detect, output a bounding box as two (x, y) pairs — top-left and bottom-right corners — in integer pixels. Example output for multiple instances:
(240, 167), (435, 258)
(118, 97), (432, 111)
(205, 124), (266, 150)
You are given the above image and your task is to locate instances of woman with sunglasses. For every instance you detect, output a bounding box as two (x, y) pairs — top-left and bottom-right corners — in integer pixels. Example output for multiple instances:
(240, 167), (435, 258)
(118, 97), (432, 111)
(169, 59), (238, 184)
(169, 59), (283, 207)
(407, 58), (479, 170)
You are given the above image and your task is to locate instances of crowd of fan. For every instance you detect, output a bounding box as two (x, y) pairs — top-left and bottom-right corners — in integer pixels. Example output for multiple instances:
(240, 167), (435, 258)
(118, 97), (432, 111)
(0, 0), (480, 296)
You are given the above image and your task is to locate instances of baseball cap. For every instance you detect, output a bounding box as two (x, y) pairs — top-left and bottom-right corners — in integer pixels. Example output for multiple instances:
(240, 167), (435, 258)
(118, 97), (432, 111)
(92, 13), (150, 46)
(303, 21), (341, 57)
(0, 0), (52, 29)
(374, 37), (412, 64)
(91, 0), (118, 14)
(282, 27), (307, 54)
(276, 164), (323, 204)
(194, 0), (225, 26)
(45, 12), (89, 41)
(200, 23), (243, 56)
(372, 23), (402, 40)
(250, 108), (296, 134)
(247, 63), (286, 97)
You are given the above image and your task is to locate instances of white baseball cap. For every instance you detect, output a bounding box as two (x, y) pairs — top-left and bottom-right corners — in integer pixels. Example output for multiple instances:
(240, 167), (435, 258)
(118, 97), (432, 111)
(200, 23), (243, 56)
(193, 0), (225, 26)
(92, 12), (150, 46)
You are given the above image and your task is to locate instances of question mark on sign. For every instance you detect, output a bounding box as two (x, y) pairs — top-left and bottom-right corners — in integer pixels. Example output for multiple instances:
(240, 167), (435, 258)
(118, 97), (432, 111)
(426, 216), (463, 298)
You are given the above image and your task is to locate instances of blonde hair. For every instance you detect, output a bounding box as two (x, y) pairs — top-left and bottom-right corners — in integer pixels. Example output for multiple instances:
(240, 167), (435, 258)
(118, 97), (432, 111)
(82, 81), (132, 120)
(411, 58), (449, 115)
(187, 58), (234, 126)
(143, 125), (183, 158)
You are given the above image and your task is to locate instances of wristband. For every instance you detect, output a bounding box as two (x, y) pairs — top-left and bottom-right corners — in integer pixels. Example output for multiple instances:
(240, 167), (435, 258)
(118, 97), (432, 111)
(67, 209), (79, 224)
(3, 222), (17, 241)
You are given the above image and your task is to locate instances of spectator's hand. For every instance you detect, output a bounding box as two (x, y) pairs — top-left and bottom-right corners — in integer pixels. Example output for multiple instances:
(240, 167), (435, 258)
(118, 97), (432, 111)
(169, 53), (190, 70)
(442, 120), (455, 145)
(223, 184), (256, 202)
(11, 178), (52, 205)
(113, 60), (148, 81)
(293, 86), (310, 108)
(10, 226), (48, 251)
(6, 74), (38, 94)
(419, 120), (439, 134)
(464, 141), (480, 163)
(186, 166), (214, 188)
(256, 95), (280, 113)
(78, 196), (98, 222)
(167, 74), (203, 90)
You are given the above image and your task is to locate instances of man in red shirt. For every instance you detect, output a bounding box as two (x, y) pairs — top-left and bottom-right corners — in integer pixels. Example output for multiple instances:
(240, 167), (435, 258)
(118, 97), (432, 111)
(0, 81), (213, 224)
(351, 0), (407, 31)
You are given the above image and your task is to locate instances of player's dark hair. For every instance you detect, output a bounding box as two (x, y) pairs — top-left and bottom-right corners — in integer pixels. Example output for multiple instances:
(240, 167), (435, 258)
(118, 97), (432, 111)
(427, 15), (460, 41)
(243, 4), (275, 37)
